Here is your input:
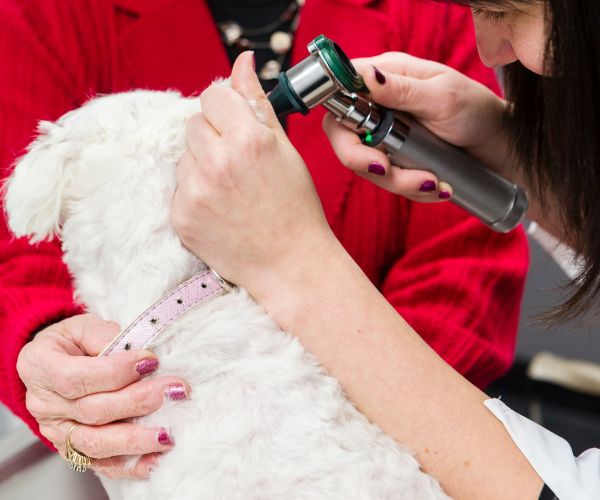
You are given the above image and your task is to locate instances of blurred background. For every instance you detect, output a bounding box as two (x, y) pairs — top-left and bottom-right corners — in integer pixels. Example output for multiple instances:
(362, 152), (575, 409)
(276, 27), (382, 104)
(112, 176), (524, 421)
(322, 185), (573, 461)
(1, 228), (599, 498)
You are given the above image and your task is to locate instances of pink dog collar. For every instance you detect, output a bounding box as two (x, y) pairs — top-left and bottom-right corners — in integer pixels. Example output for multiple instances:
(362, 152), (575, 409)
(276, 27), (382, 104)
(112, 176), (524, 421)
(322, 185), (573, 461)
(99, 269), (233, 357)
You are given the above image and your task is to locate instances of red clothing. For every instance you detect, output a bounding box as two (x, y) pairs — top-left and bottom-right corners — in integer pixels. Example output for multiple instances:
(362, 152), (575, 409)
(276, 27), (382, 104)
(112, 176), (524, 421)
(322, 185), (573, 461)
(0, 0), (528, 446)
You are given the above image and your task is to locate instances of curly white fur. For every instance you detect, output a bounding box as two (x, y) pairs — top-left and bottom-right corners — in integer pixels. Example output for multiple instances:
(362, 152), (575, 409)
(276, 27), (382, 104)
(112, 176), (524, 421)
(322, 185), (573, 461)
(4, 89), (449, 500)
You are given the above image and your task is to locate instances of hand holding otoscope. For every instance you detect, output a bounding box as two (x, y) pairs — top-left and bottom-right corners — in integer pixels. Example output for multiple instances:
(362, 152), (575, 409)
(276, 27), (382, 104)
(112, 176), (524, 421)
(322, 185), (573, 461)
(268, 35), (528, 233)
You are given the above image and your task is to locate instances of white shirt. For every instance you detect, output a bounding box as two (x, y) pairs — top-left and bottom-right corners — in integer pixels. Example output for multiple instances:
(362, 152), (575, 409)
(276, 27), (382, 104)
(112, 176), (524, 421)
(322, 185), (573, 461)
(485, 398), (600, 500)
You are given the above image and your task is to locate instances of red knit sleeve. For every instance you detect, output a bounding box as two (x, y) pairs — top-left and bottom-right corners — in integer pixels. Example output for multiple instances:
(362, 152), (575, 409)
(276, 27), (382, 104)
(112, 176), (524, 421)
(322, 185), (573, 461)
(382, 202), (528, 389)
(0, 240), (82, 447)
(0, 1), (86, 440)
(380, 3), (528, 389)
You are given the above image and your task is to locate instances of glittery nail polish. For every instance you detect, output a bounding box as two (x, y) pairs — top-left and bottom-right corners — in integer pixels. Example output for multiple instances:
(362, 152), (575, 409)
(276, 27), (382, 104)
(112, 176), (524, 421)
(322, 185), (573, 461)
(136, 357), (159, 376)
(373, 66), (386, 85)
(165, 384), (187, 401)
(439, 191), (452, 200)
(158, 428), (174, 446)
(419, 180), (437, 192)
(367, 162), (386, 176)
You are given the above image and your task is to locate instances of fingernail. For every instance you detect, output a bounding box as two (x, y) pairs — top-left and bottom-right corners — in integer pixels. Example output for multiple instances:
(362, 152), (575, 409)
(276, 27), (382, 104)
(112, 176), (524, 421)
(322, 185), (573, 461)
(251, 51), (256, 71)
(136, 357), (159, 376)
(367, 162), (386, 176)
(373, 65), (386, 85)
(439, 191), (452, 200)
(419, 180), (437, 192)
(157, 428), (174, 446)
(165, 383), (188, 401)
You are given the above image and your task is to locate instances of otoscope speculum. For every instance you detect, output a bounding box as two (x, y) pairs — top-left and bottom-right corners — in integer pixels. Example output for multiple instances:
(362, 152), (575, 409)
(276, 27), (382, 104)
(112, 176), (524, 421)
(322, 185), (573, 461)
(268, 35), (368, 117)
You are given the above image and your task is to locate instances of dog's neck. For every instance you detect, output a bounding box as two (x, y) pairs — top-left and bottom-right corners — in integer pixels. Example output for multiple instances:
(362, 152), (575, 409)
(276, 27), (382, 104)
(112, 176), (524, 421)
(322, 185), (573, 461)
(61, 216), (207, 327)
(65, 236), (206, 327)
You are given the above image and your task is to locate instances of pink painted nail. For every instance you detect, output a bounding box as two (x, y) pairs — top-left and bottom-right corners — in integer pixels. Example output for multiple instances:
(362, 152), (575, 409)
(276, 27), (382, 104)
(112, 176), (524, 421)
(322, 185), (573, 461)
(157, 428), (174, 446)
(439, 191), (452, 200)
(136, 357), (159, 376)
(165, 383), (187, 401)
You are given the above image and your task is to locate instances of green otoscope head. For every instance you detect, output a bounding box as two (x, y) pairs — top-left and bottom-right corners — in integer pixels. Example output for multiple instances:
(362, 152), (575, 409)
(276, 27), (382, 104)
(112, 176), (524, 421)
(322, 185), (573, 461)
(268, 35), (369, 117)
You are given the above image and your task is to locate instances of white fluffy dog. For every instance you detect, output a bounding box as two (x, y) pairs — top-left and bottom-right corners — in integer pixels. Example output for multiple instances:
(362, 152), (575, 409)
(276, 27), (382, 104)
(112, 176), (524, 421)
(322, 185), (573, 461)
(4, 89), (448, 499)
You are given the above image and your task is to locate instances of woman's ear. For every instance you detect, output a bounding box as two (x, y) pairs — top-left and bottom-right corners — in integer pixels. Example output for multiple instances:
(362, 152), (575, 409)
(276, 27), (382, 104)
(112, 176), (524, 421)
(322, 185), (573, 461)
(3, 121), (75, 243)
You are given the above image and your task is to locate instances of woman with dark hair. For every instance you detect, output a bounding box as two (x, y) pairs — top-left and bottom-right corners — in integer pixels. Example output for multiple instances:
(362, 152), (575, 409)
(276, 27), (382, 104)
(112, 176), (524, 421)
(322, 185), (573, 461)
(173, 1), (600, 499)
(0, 0), (529, 481)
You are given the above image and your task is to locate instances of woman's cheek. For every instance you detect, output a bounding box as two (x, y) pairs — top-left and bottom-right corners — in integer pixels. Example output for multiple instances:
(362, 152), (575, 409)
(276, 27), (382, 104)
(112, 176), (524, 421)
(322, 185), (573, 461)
(472, 18), (518, 68)
(511, 36), (546, 75)
(511, 6), (549, 75)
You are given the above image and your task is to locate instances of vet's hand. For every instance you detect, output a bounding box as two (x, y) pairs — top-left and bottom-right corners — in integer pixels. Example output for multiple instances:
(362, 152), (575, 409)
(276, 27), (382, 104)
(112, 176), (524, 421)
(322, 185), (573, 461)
(173, 51), (338, 290)
(17, 313), (189, 479)
(323, 52), (510, 201)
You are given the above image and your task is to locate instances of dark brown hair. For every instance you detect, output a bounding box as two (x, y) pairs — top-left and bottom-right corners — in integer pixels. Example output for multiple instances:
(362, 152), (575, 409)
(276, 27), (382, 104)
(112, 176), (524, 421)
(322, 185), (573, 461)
(450, 1), (600, 321)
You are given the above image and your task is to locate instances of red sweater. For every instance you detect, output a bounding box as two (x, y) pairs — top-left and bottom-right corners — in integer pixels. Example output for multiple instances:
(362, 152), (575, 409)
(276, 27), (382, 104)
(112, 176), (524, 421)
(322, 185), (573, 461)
(0, 0), (528, 445)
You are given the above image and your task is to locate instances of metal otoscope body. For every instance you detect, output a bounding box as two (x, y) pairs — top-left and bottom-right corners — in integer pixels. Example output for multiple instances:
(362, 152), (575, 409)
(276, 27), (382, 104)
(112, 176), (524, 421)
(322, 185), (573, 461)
(268, 35), (528, 233)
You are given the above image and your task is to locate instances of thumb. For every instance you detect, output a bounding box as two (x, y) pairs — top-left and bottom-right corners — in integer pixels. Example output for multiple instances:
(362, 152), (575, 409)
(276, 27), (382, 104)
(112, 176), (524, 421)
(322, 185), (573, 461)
(358, 65), (438, 120)
(230, 51), (280, 129)
(55, 313), (122, 356)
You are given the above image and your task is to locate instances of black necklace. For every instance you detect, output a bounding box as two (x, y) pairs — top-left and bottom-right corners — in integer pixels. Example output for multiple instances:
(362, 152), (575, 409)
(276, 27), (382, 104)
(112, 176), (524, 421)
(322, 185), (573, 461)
(215, 0), (304, 82)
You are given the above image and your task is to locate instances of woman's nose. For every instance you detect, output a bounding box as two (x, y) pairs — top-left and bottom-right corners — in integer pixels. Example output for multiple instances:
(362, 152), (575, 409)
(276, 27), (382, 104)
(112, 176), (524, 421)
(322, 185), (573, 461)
(473, 18), (519, 68)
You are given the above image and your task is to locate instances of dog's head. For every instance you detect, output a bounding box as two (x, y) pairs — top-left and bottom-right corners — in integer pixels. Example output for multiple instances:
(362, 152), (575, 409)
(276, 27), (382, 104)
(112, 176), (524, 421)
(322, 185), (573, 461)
(3, 90), (205, 318)
(5, 90), (198, 241)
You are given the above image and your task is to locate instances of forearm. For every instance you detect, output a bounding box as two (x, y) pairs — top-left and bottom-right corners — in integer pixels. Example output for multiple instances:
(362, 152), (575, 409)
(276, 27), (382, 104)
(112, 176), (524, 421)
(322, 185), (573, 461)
(382, 204), (528, 389)
(248, 235), (542, 500)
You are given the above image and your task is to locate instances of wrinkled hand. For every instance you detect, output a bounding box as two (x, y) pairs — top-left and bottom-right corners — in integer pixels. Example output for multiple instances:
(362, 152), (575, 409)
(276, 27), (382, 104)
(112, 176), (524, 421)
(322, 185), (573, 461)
(323, 52), (509, 202)
(17, 313), (189, 478)
(172, 51), (337, 291)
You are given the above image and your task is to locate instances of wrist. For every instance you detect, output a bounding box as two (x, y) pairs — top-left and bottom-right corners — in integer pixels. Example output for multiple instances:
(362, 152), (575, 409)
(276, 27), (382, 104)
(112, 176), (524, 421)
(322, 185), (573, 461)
(239, 230), (346, 311)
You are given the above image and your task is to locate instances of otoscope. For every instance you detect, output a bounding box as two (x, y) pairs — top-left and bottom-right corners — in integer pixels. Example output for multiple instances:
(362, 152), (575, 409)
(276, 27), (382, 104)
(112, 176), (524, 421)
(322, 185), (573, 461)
(268, 35), (528, 233)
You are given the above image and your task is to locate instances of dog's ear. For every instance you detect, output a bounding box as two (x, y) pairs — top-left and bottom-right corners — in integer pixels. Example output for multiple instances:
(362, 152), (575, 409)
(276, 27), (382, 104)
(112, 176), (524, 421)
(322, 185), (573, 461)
(3, 121), (76, 243)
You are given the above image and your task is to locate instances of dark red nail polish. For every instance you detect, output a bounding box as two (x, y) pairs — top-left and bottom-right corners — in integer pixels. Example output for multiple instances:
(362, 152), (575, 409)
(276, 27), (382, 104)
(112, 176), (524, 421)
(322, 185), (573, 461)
(367, 162), (386, 176)
(136, 357), (159, 376)
(439, 191), (452, 200)
(373, 66), (386, 85)
(419, 180), (437, 192)
(158, 428), (174, 446)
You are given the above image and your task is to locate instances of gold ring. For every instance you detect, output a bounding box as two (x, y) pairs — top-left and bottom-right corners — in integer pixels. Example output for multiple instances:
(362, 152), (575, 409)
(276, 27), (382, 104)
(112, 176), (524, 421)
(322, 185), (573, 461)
(65, 423), (92, 472)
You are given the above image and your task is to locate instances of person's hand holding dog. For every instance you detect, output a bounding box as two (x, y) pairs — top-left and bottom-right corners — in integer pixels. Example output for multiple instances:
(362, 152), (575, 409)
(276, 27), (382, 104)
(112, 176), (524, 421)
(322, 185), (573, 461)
(173, 51), (338, 295)
(17, 313), (189, 478)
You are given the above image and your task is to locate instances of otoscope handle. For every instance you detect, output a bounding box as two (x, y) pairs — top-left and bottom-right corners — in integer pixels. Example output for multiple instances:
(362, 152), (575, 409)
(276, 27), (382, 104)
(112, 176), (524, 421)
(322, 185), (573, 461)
(322, 91), (528, 232)
(379, 108), (527, 232)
